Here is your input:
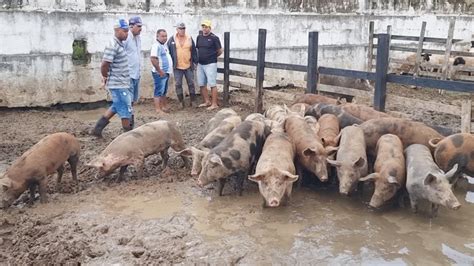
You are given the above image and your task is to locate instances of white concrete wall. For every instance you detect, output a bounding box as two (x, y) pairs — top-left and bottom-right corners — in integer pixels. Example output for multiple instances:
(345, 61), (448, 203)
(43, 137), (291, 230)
(0, 5), (473, 107)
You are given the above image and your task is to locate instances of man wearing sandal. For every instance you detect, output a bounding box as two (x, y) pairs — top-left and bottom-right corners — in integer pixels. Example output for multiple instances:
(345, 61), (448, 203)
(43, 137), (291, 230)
(196, 19), (222, 110)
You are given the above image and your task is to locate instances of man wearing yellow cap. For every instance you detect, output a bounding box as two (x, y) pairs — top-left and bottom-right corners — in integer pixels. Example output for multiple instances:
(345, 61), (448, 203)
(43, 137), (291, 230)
(196, 19), (222, 110)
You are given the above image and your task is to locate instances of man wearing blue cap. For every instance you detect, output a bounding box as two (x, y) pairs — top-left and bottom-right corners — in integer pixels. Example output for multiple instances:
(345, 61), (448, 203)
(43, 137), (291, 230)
(124, 16), (142, 128)
(91, 18), (133, 137)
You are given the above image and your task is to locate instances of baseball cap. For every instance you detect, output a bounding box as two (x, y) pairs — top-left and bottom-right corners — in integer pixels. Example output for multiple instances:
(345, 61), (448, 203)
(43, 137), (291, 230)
(175, 22), (186, 29)
(129, 16), (142, 26)
(113, 18), (129, 30)
(201, 20), (212, 27)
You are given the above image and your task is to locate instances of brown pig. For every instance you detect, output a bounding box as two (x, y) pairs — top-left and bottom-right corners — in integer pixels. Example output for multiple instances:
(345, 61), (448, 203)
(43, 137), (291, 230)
(87, 121), (189, 180)
(405, 144), (460, 217)
(198, 120), (270, 196)
(293, 93), (339, 106)
(206, 108), (238, 134)
(327, 126), (368, 195)
(179, 115), (242, 176)
(317, 114), (340, 148)
(248, 132), (299, 207)
(285, 115), (337, 182)
(360, 118), (443, 154)
(289, 103), (309, 117)
(359, 134), (406, 208)
(0, 132), (80, 208)
(341, 103), (390, 121)
(430, 133), (474, 181)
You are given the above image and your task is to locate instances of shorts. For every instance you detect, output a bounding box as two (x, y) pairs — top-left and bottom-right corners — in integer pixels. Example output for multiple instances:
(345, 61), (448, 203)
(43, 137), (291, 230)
(197, 63), (217, 87)
(109, 88), (132, 119)
(152, 72), (169, 97)
(129, 78), (140, 103)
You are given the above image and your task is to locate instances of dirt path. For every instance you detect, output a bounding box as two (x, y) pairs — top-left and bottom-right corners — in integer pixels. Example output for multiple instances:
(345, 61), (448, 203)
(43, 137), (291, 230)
(0, 88), (473, 264)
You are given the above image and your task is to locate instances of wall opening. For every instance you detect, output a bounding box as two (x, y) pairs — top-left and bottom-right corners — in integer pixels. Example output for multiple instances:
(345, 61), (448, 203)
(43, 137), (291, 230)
(72, 39), (91, 65)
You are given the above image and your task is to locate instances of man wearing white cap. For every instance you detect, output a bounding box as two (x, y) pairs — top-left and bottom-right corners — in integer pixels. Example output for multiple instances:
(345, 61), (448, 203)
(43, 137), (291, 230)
(196, 19), (222, 110)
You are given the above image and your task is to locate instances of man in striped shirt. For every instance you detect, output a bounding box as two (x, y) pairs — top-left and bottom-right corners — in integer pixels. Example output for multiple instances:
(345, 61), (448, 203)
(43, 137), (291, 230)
(91, 18), (133, 137)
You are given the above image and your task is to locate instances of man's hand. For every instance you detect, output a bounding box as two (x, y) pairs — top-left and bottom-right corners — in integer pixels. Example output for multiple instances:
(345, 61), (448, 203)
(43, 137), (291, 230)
(101, 76), (108, 88)
(158, 70), (165, 77)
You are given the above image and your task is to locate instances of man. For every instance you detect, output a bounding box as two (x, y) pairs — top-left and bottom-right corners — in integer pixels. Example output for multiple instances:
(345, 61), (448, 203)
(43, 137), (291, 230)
(124, 16), (142, 127)
(196, 20), (222, 110)
(150, 29), (173, 114)
(91, 19), (132, 137)
(167, 22), (199, 108)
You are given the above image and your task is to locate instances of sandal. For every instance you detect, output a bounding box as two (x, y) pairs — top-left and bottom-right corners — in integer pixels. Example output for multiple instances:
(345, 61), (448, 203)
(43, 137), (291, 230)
(198, 103), (211, 108)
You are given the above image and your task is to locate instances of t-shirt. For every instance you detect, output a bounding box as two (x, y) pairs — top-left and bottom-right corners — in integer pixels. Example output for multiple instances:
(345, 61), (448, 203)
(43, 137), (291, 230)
(124, 32), (142, 79)
(150, 41), (173, 74)
(196, 33), (222, 65)
(103, 37), (129, 89)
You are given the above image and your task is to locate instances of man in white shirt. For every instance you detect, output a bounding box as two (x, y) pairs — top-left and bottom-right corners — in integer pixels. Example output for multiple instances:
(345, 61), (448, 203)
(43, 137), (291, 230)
(150, 29), (173, 114)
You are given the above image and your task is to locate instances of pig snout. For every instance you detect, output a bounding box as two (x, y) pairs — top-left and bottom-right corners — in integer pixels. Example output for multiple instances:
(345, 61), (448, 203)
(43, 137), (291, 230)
(319, 175), (328, 182)
(196, 179), (204, 188)
(268, 198), (280, 207)
(448, 200), (461, 210)
(191, 170), (198, 177)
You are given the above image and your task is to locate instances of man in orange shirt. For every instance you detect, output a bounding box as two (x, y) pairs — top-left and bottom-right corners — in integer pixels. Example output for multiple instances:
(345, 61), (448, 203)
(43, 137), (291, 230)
(167, 22), (199, 109)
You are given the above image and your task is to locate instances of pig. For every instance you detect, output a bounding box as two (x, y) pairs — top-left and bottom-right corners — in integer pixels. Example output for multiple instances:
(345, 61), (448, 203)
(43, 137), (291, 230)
(327, 126), (368, 195)
(179, 115), (242, 176)
(304, 116), (320, 136)
(0, 132), (80, 208)
(319, 74), (374, 91)
(248, 132), (299, 207)
(359, 118), (443, 154)
(246, 113), (280, 132)
(293, 93), (340, 106)
(285, 115), (337, 182)
(405, 144), (461, 217)
(87, 121), (189, 180)
(306, 103), (363, 128)
(206, 108), (238, 134)
(264, 105), (288, 124)
(340, 103), (391, 121)
(429, 133), (474, 184)
(198, 120), (270, 196)
(359, 134), (406, 208)
(289, 103), (309, 117)
(317, 114), (340, 148)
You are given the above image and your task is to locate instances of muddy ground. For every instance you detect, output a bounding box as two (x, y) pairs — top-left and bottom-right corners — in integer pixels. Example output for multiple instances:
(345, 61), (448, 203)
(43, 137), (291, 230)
(0, 85), (473, 265)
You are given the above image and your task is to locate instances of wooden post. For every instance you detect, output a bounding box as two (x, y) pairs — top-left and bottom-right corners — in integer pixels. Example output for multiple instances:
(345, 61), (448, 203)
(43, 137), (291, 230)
(255, 29), (267, 113)
(223, 32), (230, 106)
(367, 21), (374, 71)
(306, 31), (319, 94)
(414, 21), (427, 76)
(442, 20), (455, 80)
(386, 25), (393, 73)
(374, 34), (390, 111)
(461, 99), (472, 133)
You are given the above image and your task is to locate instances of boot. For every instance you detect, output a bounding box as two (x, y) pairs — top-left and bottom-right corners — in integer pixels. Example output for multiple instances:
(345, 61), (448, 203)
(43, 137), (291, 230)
(177, 94), (185, 109)
(122, 118), (132, 132)
(189, 93), (197, 107)
(91, 116), (109, 138)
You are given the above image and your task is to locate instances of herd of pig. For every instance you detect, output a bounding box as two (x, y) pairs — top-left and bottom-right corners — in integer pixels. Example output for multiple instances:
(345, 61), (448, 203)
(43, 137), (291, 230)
(1, 93), (473, 218)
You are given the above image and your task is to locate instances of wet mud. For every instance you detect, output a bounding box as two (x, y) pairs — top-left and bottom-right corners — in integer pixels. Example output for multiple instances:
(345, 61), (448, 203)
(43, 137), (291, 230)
(0, 89), (473, 264)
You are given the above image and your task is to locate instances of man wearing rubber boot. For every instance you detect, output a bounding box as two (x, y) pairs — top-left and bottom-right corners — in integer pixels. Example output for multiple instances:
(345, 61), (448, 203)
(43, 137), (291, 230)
(167, 22), (199, 109)
(91, 19), (133, 137)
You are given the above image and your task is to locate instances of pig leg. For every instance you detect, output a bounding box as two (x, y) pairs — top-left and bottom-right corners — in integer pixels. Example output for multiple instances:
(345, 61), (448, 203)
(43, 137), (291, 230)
(68, 154), (79, 191)
(431, 203), (439, 218)
(237, 171), (247, 196)
(38, 179), (48, 204)
(160, 149), (170, 169)
(28, 183), (37, 204)
(295, 163), (304, 189)
(181, 155), (190, 169)
(409, 196), (418, 213)
(118, 166), (128, 182)
(56, 164), (64, 191)
(217, 178), (227, 196)
(134, 160), (145, 179)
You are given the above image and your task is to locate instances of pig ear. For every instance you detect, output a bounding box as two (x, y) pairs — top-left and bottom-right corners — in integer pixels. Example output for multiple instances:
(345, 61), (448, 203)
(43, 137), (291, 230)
(209, 154), (223, 166)
(0, 178), (12, 189)
(359, 173), (378, 182)
(387, 176), (400, 187)
(326, 158), (341, 167)
(248, 173), (265, 183)
(424, 173), (437, 186)
(303, 148), (317, 157)
(352, 157), (365, 168)
(333, 132), (342, 144)
(444, 163), (459, 181)
(325, 146), (338, 156)
(283, 172), (299, 183)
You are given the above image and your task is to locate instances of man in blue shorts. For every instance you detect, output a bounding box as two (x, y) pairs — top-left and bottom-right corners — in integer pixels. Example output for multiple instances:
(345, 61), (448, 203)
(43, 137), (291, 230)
(196, 20), (222, 110)
(150, 29), (173, 114)
(91, 18), (133, 137)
